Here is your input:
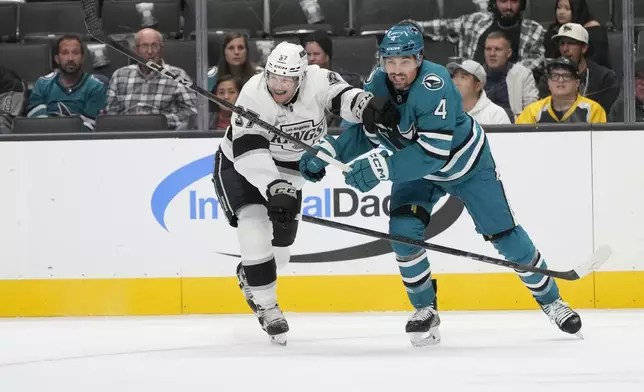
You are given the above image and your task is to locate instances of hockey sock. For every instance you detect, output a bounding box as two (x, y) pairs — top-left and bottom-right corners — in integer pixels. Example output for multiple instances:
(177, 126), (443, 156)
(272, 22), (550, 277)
(491, 225), (560, 306)
(390, 216), (436, 309)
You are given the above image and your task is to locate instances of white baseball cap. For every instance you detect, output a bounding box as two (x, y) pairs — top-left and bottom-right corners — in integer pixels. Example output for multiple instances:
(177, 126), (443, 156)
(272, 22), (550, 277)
(552, 23), (589, 44)
(447, 59), (487, 85)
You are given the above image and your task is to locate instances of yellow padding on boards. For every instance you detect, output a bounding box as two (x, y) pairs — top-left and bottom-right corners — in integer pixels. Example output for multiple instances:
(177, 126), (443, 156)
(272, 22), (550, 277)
(0, 272), (641, 317)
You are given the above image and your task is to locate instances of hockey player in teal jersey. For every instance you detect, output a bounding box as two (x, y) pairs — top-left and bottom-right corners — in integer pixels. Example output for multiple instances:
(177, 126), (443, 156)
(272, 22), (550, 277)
(299, 23), (582, 346)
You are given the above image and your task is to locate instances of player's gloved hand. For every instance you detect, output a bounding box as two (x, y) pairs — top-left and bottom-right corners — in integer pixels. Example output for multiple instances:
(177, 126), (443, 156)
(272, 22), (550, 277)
(266, 179), (299, 226)
(299, 136), (338, 182)
(362, 96), (400, 132)
(344, 150), (390, 192)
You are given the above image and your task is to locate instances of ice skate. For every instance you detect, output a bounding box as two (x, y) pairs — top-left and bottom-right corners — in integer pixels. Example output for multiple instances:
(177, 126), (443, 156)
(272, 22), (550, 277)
(257, 304), (289, 346)
(540, 297), (583, 338)
(236, 262), (259, 314)
(405, 305), (441, 347)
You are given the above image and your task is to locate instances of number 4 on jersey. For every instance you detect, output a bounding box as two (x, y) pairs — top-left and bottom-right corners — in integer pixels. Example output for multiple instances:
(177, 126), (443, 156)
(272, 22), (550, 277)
(434, 99), (447, 120)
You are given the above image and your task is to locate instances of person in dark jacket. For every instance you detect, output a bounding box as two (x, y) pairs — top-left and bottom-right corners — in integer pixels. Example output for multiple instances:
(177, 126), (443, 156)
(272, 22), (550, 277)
(538, 23), (618, 114)
(608, 58), (644, 122)
(543, 0), (610, 69)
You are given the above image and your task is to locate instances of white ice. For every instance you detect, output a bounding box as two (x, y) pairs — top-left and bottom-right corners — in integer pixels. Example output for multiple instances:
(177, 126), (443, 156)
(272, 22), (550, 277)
(0, 310), (642, 392)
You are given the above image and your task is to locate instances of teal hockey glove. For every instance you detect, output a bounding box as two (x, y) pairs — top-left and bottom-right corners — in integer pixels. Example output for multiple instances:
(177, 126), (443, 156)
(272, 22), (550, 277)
(299, 136), (337, 182)
(344, 150), (390, 192)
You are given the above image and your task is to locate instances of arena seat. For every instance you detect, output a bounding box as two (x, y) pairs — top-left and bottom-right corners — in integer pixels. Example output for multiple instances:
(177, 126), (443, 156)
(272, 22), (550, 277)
(269, 0), (349, 36)
(12, 116), (85, 134)
(19, 2), (91, 41)
(355, 0), (440, 36)
(425, 39), (458, 66)
(442, 0), (478, 18)
(331, 36), (378, 78)
(183, 0), (264, 38)
(82, 44), (131, 80)
(162, 39), (197, 81)
(0, 43), (52, 84)
(613, 0), (644, 31)
(101, 0), (182, 37)
(0, 3), (17, 42)
(95, 114), (169, 132)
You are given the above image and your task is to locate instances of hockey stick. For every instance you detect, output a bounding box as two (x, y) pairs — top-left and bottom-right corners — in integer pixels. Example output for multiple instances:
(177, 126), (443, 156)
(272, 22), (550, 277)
(299, 214), (611, 281)
(79, 0), (352, 173)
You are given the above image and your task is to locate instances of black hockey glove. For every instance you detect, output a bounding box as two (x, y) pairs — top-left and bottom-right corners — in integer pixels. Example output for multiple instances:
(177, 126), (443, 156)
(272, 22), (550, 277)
(266, 179), (299, 227)
(362, 96), (401, 132)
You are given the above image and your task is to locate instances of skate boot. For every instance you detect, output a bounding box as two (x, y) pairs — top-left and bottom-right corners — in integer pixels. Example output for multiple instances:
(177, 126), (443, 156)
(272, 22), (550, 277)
(257, 304), (289, 346)
(540, 297), (583, 338)
(405, 305), (441, 347)
(236, 262), (258, 314)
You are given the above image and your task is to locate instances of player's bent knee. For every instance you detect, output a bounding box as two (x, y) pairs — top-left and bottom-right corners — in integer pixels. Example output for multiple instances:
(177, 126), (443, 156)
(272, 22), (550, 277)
(236, 204), (274, 260)
(389, 213), (427, 257)
(489, 225), (536, 264)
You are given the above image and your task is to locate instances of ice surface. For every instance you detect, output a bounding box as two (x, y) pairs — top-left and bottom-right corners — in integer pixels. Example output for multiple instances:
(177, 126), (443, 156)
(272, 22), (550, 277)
(0, 310), (642, 392)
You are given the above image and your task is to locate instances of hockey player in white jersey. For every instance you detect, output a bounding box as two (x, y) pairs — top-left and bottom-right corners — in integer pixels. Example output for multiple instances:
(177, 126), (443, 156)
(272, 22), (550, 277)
(211, 42), (399, 345)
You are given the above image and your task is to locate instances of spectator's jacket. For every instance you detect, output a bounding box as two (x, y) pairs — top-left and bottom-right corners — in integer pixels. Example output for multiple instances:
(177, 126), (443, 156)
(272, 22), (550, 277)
(516, 95), (606, 124)
(505, 62), (540, 118)
(608, 92), (644, 122)
(106, 62), (198, 130)
(468, 90), (512, 125)
(538, 59), (618, 114)
(420, 12), (546, 71)
(27, 71), (106, 131)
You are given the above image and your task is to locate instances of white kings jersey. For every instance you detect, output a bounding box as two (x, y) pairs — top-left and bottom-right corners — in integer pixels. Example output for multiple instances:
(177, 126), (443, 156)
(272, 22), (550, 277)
(219, 64), (370, 195)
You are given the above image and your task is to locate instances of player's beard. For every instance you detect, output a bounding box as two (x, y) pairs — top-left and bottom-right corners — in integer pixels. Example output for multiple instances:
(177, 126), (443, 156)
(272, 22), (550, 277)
(60, 62), (81, 78)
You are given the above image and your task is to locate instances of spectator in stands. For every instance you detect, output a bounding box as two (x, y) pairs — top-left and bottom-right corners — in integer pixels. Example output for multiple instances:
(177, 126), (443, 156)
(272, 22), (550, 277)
(483, 31), (539, 120)
(419, 0), (545, 71)
(106, 28), (197, 130)
(207, 32), (262, 92)
(448, 59), (511, 124)
(28, 35), (106, 132)
(537, 23), (618, 114)
(209, 74), (242, 130)
(543, 0), (610, 69)
(304, 30), (362, 89)
(517, 57), (606, 123)
(0, 66), (27, 134)
(608, 58), (644, 122)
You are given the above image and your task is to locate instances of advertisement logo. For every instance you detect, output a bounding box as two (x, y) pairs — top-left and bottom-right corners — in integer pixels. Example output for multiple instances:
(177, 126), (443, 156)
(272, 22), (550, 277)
(151, 155), (464, 262)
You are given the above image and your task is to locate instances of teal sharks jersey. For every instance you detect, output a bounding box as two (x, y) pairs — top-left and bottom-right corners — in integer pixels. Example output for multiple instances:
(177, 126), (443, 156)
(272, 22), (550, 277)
(360, 60), (488, 183)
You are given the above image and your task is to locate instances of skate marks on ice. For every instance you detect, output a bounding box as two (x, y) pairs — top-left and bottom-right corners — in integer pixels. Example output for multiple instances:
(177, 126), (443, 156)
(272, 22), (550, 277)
(0, 311), (641, 391)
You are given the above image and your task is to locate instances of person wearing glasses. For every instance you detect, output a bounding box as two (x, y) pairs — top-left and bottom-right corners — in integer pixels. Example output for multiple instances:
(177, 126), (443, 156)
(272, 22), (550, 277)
(516, 56), (605, 124)
(105, 28), (198, 130)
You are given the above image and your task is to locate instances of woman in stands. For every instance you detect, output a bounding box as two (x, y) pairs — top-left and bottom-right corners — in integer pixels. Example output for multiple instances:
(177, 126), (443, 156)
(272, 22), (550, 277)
(207, 32), (263, 92)
(544, 0), (610, 69)
(209, 74), (242, 130)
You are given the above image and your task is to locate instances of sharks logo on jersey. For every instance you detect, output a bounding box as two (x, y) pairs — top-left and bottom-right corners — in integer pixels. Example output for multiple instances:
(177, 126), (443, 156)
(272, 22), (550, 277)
(423, 74), (444, 91)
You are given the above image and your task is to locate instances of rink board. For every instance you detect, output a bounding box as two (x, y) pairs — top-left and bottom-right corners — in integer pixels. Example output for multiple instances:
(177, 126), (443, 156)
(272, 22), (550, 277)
(0, 131), (643, 316)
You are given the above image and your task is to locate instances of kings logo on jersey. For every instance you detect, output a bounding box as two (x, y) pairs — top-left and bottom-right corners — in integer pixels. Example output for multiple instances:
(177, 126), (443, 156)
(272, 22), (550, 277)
(422, 74), (444, 91)
(270, 118), (325, 152)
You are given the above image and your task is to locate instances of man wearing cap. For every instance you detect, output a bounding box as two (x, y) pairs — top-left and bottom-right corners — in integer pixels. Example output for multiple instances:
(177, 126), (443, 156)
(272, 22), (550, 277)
(608, 57), (644, 122)
(538, 23), (618, 114)
(448, 59), (511, 124)
(517, 57), (606, 124)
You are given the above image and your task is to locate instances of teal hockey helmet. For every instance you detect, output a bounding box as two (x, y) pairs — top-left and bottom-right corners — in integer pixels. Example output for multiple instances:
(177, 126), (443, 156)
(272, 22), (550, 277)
(379, 23), (424, 59)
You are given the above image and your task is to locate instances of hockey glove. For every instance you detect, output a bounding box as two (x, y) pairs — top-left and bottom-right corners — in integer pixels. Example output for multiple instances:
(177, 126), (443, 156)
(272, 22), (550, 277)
(299, 136), (338, 182)
(266, 179), (299, 226)
(361, 96), (401, 133)
(344, 150), (390, 192)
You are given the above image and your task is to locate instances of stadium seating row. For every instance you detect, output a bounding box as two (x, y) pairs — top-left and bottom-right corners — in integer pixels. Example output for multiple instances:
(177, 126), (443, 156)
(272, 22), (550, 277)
(1, 0), (640, 43)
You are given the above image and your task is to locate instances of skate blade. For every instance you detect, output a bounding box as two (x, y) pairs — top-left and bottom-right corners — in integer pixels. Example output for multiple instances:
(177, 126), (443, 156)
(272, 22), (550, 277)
(269, 332), (288, 346)
(575, 330), (584, 339)
(409, 327), (441, 347)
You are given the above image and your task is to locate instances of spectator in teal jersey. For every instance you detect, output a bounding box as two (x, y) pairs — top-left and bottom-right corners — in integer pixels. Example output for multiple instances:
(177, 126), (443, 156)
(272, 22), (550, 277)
(27, 35), (106, 131)
(207, 32), (262, 92)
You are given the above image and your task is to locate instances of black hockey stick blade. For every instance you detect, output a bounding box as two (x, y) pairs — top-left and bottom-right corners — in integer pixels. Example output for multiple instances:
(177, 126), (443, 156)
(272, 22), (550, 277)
(79, 0), (351, 172)
(299, 214), (612, 281)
